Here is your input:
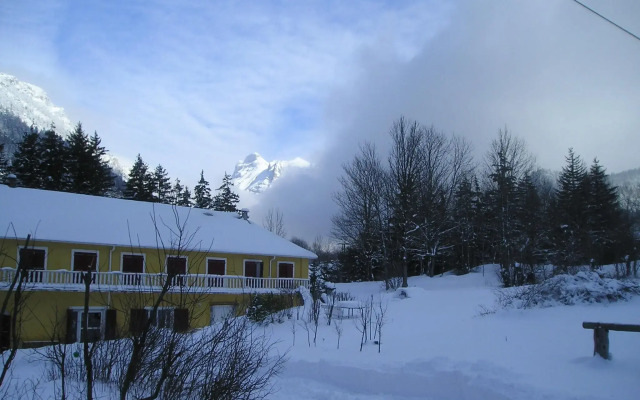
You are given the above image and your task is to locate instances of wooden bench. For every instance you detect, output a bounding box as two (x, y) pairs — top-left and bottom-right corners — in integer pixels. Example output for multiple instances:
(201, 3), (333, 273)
(582, 322), (640, 359)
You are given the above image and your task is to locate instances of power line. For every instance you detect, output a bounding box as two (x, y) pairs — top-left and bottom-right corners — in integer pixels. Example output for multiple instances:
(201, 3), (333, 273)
(572, 0), (640, 42)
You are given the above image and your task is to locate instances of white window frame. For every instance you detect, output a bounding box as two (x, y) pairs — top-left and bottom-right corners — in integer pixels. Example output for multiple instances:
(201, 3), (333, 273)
(165, 255), (188, 275)
(71, 249), (100, 272)
(277, 261), (295, 279)
(120, 252), (146, 273)
(243, 259), (264, 278)
(69, 306), (107, 342)
(206, 257), (227, 275)
(17, 246), (48, 270)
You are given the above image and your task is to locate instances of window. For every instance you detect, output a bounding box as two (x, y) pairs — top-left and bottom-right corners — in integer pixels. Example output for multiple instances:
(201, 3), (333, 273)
(121, 254), (144, 285)
(73, 251), (98, 272)
(166, 256), (187, 286)
(18, 248), (46, 282)
(72, 250), (98, 283)
(244, 260), (264, 288)
(148, 308), (174, 329)
(130, 308), (189, 333)
(122, 254), (144, 273)
(278, 262), (294, 278)
(244, 260), (263, 278)
(210, 304), (235, 324)
(66, 308), (116, 343)
(207, 258), (226, 287)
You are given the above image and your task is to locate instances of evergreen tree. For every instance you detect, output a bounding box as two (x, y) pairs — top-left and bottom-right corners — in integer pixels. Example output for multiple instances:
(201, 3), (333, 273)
(65, 123), (93, 194)
(38, 127), (67, 191)
(65, 124), (113, 195)
(0, 144), (9, 181)
(485, 129), (533, 286)
(212, 172), (240, 212)
(87, 131), (114, 195)
(12, 128), (42, 188)
(125, 154), (154, 201)
(552, 148), (589, 269)
(151, 164), (172, 203)
(450, 175), (482, 274)
(585, 159), (620, 265)
(514, 173), (546, 282)
(179, 186), (193, 207)
(171, 178), (185, 205)
(193, 170), (213, 209)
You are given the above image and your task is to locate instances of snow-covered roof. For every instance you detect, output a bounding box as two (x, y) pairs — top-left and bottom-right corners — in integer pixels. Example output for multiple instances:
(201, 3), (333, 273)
(0, 185), (317, 259)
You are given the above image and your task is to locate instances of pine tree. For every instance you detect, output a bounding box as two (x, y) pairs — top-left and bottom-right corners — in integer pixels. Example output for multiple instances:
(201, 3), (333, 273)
(171, 178), (184, 205)
(552, 148), (589, 269)
(0, 144), (9, 181)
(193, 170), (213, 209)
(514, 173), (545, 282)
(151, 164), (172, 203)
(65, 124), (113, 195)
(212, 172), (240, 212)
(12, 128), (42, 188)
(179, 186), (193, 207)
(65, 123), (93, 194)
(87, 131), (114, 195)
(38, 127), (67, 191)
(585, 159), (620, 265)
(450, 175), (482, 274)
(125, 154), (154, 201)
(485, 129), (533, 286)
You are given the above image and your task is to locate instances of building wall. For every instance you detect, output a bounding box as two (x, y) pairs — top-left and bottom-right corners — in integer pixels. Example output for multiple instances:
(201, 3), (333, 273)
(0, 238), (310, 343)
(7, 290), (256, 343)
(2, 239), (309, 279)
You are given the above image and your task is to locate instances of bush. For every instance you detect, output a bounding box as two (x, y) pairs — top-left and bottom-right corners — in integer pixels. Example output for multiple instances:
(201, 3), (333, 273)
(246, 292), (292, 324)
(496, 271), (640, 309)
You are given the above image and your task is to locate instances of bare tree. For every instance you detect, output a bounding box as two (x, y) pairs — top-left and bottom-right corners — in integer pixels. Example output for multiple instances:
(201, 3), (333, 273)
(263, 207), (286, 238)
(355, 296), (374, 352)
(334, 318), (343, 350)
(413, 131), (474, 277)
(388, 117), (425, 288)
(333, 142), (391, 284)
(373, 299), (388, 353)
(484, 128), (535, 286)
(0, 232), (32, 390)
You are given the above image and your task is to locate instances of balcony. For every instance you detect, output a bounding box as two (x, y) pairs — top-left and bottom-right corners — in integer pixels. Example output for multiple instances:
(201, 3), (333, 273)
(0, 268), (309, 294)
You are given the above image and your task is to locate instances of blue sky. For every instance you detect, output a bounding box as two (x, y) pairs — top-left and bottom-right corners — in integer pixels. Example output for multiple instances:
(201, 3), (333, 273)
(1, 0), (639, 240)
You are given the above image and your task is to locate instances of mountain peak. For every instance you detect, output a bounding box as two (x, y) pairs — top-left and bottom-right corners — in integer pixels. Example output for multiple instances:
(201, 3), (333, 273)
(242, 152), (264, 164)
(0, 72), (73, 135)
(232, 153), (310, 193)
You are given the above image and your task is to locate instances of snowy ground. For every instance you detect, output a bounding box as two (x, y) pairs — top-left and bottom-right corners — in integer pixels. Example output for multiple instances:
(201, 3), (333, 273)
(267, 266), (639, 400)
(6, 265), (640, 399)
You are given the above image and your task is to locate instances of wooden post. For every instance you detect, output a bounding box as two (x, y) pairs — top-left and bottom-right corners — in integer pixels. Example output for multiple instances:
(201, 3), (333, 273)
(593, 327), (609, 360)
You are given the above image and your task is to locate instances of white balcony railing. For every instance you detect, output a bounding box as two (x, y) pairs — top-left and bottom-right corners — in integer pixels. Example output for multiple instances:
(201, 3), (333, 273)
(0, 268), (309, 293)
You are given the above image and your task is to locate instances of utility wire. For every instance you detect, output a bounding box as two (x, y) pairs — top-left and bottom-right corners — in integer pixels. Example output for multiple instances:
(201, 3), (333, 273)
(572, 0), (640, 42)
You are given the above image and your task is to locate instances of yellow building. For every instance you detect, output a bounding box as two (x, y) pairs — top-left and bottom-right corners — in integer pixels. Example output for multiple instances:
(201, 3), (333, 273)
(0, 184), (315, 345)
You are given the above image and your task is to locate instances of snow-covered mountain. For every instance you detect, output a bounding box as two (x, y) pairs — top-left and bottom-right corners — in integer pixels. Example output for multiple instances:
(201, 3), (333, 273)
(232, 153), (310, 193)
(0, 72), (74, 135)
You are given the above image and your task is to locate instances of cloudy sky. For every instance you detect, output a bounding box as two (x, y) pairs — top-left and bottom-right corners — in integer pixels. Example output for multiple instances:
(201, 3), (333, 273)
(1, 0), (639, 241)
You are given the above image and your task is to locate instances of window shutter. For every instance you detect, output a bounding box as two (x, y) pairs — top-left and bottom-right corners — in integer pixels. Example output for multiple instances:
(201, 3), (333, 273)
(173, 308), (189, 333)
(66, 310), (78, 343)
(130, 309), (147, 335)
(105, 309), (117, 340)
(0, 313), (11, 351)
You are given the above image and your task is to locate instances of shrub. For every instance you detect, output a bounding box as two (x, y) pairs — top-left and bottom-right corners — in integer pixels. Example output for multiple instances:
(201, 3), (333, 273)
(246, 293), (291, 324)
